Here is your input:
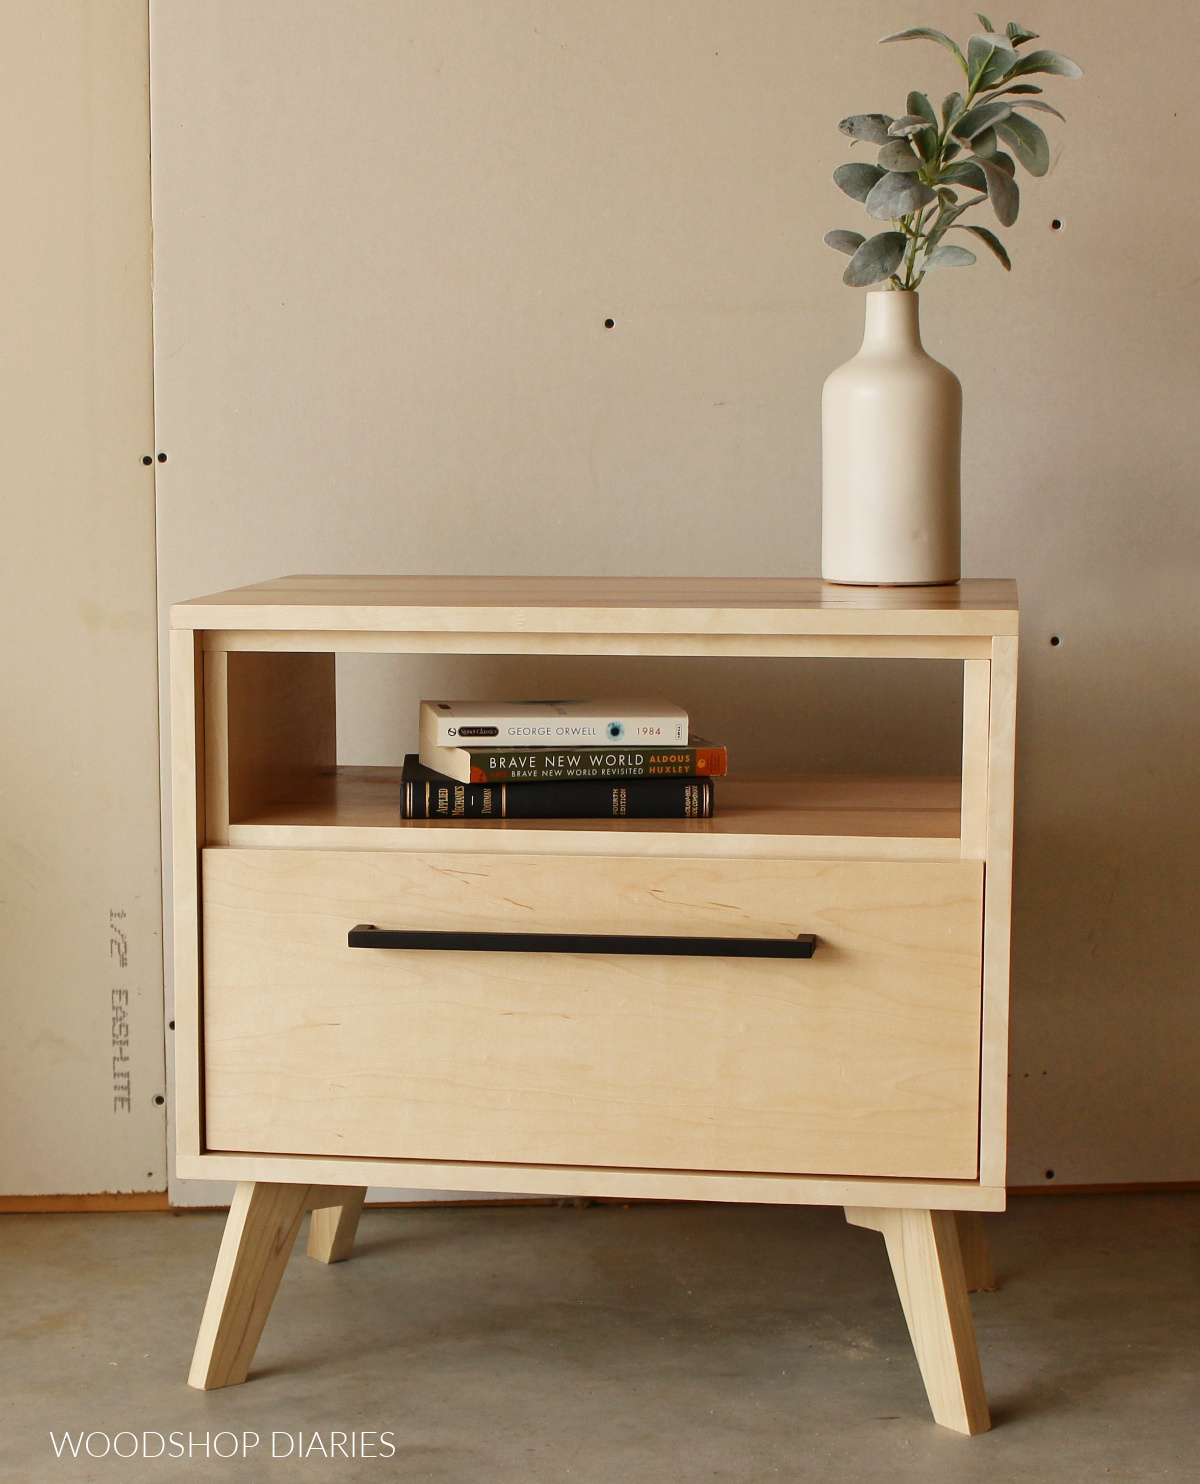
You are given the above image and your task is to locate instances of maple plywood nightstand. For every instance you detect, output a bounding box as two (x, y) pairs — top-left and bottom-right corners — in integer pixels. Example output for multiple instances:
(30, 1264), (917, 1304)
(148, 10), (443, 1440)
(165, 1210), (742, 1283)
(170, 575), (1017, 1433)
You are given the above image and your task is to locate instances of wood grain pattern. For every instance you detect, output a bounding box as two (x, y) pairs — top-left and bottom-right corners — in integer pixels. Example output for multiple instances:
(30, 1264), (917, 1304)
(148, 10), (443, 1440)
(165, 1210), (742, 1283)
(169, 578), (1014, 1238)
(202, 650), (230, 844)
(204, 651), (336, 840)
(307, 1188), (366, 1263)
(170, 629), (204, 1162)
(201, 849), (984, 1180)
(224, 768), (962, 860)
(177, 1150), (1007, 1210)
(189, 1181), (366, 1387)
(954, 1211), (998, 1292)
(959, 660), (991, 861)
(188, 1181), (312, 1389)
(170, 574), (1018, 638)
(979, 635), (1018, 1188)
(203, 628), (994, 660)
(845, 1206), (990, 1434)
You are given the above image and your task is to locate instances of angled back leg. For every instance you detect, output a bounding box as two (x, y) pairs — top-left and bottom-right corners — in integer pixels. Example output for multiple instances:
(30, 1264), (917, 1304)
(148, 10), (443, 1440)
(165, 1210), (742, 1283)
(308, 1188), (368, 1264)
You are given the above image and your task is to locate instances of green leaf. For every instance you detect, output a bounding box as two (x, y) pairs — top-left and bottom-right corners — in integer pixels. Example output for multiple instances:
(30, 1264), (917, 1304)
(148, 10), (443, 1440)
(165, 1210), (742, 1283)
(1008, 48), (1083, 79)
(825, 229), (866, 256)
(981, 47), (1019, 89)
(896, 101), (939, 161)
(843, 230), (907, 287)
(941, 91), (965, 129)
(978, 156), (1020, 226)
(925, 243), (977, 269)
(972, 127), (999, 158)
(915, 127), (940, 161)
(879, 27), (967, 72)
(921, 197), (977, 254)
(864, 171), (937, 220)
(996, 114), (1050, 175)
(997, 83), (1043, 94)
(1006, 21), (1040, 46)
(839, 113), (895, 144)
(834, 162), (886, 202)
(907, 91), (938, 125)
(888, 115), (933, 138)
(989, 150), (1017, 176)
(941, 160), (988, 193)
(907, 90), (937, 124)
(976, 13), (995, 32)
(966, 31), (993, 83)
(968, 31), (1018, 88)
(937, 186), (960, 203)
(1014, 99), (1065, 121)
(954, 224), (1011, 269)
(954, 99), (1013, 139)
(877, 139), (923, 172)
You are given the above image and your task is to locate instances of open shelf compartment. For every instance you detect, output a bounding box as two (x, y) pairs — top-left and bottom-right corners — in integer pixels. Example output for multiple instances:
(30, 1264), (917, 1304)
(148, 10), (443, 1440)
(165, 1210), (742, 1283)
(201, 647), (982, 861)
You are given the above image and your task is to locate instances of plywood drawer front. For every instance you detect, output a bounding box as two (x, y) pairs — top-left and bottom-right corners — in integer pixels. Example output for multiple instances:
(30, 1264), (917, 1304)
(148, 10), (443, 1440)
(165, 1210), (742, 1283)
(201, 849), (983, 1179)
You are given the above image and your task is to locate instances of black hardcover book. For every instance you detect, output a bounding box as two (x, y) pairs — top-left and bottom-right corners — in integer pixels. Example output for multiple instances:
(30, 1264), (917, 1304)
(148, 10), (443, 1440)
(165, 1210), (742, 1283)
(401, 756), (713, 820)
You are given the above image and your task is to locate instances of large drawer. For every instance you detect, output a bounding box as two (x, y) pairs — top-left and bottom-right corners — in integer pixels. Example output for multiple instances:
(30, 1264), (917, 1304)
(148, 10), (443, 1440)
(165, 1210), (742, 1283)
(201, 849), (984, 1179)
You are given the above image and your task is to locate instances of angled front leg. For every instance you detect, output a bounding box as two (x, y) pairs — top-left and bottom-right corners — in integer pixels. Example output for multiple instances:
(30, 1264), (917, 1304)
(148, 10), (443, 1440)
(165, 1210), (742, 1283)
(307, 1188), (367, 1264)
(189, 1181), (313, 1389)
(189, 1183), (371, 1389)
(846, 1206), (991, 1435)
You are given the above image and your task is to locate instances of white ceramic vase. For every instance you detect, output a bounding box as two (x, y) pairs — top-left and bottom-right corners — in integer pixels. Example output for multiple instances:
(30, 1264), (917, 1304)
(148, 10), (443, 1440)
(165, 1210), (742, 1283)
(821, 289), (961, 586)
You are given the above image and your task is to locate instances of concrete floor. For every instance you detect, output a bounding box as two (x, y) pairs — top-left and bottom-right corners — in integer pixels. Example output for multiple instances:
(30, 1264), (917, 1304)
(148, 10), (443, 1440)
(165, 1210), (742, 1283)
(1, 1195), (1197, 1482)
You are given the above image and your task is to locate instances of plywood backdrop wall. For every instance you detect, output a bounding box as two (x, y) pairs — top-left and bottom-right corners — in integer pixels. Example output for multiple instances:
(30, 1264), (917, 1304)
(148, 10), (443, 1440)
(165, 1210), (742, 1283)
(150, 0), (1200, 1197)
(0, 0), (163, 1199)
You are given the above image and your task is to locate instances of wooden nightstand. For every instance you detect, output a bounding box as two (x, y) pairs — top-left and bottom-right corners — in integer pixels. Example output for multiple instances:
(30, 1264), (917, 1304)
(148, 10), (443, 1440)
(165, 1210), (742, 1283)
(170, 575), (1016, 1433)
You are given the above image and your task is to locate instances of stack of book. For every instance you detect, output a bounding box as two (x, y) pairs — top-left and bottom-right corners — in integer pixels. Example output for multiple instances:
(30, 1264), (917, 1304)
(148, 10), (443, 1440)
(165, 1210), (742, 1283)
(401, 698), (726, 819)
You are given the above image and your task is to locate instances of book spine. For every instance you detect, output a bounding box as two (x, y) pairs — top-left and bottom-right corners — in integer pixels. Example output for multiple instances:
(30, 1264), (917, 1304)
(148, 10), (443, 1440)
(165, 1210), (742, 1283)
(466, 746), (726, 783)
(402, 777), (713, 820)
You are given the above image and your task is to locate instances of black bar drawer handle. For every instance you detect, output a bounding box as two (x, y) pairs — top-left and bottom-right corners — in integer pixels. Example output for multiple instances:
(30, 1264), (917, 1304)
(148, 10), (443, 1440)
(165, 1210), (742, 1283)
(348, 924), (816, 959)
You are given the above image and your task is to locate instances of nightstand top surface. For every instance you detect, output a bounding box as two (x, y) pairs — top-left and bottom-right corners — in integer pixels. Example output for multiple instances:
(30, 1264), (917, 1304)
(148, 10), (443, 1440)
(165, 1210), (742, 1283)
(172, 574), (1018, 637)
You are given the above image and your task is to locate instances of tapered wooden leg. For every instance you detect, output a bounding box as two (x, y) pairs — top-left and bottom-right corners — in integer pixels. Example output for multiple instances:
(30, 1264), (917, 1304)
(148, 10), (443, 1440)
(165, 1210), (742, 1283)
(954, 1211), (998, 1292)
(189, 1182), (368, 1388)
(307, 1188), (367, 1264)
(846, 1206), (991, 1435)
(189, 1181), (313, 1389)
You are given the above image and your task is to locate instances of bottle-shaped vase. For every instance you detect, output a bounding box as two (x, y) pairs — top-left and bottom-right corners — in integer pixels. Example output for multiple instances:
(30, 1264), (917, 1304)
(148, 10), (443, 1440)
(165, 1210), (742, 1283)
(821, 289), (961, 585)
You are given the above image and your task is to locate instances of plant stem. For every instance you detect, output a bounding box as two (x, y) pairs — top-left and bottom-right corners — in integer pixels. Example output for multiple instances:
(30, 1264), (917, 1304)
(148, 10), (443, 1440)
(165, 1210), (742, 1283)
(902, 62), (987, 288)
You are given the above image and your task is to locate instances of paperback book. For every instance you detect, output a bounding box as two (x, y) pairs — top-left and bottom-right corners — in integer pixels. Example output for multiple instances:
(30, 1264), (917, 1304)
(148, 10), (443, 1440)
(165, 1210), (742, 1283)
(420, 698), (688, 748)
(420, 738), (727, 785)
(400, 757), (714, 820)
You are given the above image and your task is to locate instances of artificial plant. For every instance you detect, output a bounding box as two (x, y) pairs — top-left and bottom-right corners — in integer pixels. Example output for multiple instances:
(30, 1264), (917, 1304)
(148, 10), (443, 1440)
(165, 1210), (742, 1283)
(826, 15), (1082, 288)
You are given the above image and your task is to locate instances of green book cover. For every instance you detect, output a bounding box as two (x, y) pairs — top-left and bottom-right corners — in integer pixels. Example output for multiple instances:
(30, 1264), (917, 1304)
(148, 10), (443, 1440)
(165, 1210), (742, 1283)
(401, 758), (714, 819)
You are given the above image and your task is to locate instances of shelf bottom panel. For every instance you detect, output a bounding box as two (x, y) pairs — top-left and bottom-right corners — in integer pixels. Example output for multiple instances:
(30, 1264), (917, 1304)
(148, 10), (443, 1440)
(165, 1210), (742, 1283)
(223, 768), (964, 860)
